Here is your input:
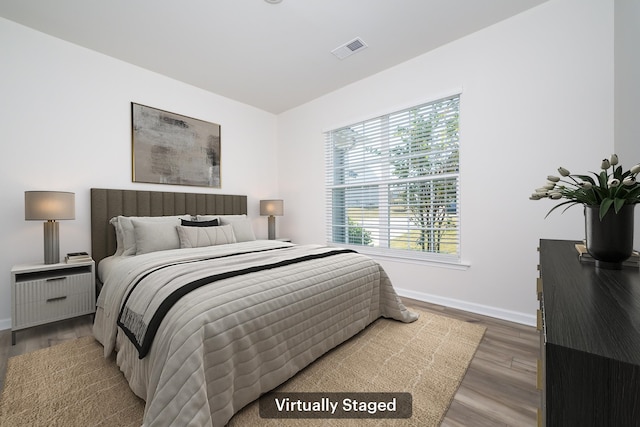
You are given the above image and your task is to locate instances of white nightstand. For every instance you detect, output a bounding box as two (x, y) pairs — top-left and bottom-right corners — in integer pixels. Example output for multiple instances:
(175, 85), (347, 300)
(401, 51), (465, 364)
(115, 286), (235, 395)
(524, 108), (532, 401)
(10, 259), (96, 345)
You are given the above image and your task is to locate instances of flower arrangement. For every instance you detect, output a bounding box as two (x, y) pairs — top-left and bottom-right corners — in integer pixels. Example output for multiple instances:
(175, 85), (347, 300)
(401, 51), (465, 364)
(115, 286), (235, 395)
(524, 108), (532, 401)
(530, 154), (640, 219)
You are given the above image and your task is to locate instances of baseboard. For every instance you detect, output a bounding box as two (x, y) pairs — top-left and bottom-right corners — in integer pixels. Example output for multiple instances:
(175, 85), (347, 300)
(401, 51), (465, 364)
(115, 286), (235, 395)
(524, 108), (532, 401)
(0, 292), (536, 330)
(396, 288), (536, 327)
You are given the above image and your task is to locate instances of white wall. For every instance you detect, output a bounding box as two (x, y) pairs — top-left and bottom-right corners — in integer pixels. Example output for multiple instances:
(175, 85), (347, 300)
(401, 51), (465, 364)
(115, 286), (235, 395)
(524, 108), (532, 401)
(0, 0), (619, 329)
(277, 0), (615, 325)
(615, 0), (640, 249)
(0, 17), (279, 328)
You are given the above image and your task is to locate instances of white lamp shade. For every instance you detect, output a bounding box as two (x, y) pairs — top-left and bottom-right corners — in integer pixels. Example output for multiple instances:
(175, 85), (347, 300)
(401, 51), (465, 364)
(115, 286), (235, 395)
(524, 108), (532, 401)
(260, 199), (284, 216)
(25, 191), (75, 220)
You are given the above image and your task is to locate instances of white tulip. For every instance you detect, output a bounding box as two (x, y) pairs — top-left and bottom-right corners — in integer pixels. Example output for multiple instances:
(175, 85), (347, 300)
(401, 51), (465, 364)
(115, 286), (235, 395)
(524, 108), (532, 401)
(610, 154), (619, 165)
(623, 176), (636, 186)
(549, 192), (563, 199)
(631, 164), (640, 174)
(608, 178), (620, 187)
(601, 159), (611, 169)
(558, 167), (570, 177)
(547, 175), (560, 182)
(578, 182), (593, 189)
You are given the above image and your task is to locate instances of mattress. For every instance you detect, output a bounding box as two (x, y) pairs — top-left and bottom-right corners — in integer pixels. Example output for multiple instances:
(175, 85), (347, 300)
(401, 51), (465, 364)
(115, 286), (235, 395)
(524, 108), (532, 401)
(93, 240), (417, 427)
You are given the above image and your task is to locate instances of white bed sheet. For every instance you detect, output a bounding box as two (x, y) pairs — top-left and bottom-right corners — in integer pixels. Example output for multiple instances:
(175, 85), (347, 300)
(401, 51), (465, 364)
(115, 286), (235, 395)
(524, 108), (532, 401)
(97, 254), (131, 284)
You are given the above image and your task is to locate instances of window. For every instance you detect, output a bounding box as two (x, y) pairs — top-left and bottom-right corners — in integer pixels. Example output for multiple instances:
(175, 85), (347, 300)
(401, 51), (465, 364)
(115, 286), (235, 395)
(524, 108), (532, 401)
(325, 94), (460, 261)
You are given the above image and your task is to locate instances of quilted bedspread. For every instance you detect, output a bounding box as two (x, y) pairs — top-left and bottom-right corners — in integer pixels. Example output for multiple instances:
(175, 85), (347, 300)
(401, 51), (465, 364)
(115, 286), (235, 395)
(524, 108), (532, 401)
(93, 240), (417, 427)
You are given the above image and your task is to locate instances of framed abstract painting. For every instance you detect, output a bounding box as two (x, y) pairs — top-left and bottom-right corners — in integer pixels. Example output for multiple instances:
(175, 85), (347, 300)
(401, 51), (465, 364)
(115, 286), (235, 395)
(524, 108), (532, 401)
(132, 103), (221, 188)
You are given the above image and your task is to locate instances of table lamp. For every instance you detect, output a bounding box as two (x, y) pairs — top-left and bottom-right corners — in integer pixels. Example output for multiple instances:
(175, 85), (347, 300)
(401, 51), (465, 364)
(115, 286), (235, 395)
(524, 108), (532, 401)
(260, 199), (284, 240)
(25, 191), (75, 264)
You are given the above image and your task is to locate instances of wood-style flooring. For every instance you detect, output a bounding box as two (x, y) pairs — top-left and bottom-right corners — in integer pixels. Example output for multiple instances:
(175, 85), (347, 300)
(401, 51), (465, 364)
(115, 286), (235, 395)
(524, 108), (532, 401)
(0, 298), (540, 426)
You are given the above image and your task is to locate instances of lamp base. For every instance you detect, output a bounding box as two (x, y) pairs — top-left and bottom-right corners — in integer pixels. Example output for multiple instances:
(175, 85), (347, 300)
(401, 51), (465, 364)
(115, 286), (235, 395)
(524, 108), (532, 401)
(268, 216), (276, 240)
(43, 220), (60, 264)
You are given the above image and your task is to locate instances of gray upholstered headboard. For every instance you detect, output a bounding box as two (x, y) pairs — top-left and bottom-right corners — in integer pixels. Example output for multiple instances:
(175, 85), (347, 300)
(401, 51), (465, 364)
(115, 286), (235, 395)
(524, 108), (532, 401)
(90, 188), (248, 269)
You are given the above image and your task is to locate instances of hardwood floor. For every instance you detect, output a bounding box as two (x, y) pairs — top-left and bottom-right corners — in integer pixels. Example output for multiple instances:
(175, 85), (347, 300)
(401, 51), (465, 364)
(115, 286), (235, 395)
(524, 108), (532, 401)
(0, 298), (540, 426)
(412, 301), (540, 427)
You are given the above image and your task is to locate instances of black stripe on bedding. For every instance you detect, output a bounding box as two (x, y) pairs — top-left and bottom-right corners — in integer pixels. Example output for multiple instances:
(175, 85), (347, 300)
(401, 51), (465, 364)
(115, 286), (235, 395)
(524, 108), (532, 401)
(117, 246), (291, 322)
(118, 248), (356, 359)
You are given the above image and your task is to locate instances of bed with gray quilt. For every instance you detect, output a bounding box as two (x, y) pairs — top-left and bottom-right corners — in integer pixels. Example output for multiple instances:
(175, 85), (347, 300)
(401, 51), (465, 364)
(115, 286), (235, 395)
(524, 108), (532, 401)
(90, 188), (418, 427)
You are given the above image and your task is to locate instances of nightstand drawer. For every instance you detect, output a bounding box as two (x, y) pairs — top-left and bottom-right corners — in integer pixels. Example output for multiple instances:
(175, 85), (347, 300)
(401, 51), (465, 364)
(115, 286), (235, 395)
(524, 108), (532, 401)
(14, 271), (93, 303)
(14, 291), (93, 329)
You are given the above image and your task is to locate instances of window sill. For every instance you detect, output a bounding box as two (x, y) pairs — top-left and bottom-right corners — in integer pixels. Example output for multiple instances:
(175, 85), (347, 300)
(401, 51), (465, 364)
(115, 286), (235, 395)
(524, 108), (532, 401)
(329, 243), (471, 270)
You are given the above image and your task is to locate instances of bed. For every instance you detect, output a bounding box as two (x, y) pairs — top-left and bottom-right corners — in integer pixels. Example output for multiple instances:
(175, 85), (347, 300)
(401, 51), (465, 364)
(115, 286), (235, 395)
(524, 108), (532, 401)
(90, 188), (418, 427)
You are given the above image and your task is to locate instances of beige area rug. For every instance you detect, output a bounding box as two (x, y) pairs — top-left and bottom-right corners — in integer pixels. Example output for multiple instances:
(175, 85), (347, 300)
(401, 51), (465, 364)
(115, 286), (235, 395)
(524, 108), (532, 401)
(0, 336), (143, 427)
(0, 309), (485, 427)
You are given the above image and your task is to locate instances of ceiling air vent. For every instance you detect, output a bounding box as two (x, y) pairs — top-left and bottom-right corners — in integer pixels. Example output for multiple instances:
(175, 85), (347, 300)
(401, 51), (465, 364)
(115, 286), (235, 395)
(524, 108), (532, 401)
(331, 37), (368, 60)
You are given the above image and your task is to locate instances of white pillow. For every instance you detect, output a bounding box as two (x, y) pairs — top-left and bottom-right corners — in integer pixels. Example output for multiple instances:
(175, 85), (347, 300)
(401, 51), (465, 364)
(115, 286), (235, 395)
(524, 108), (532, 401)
(198, 214), (256, 242)
(116, 215), (191, 255)
(176, 224), (236, 248)
(131, 220), (182, 255)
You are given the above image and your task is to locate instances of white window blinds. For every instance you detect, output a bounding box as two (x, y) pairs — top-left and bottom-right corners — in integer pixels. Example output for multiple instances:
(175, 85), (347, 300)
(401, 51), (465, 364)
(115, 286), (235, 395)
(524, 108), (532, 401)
(325, 94), (460, 260)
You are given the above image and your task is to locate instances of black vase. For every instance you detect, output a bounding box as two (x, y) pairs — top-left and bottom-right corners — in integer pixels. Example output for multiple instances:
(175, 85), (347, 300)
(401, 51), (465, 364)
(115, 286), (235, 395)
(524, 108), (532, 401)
(584, 204), (635, 269)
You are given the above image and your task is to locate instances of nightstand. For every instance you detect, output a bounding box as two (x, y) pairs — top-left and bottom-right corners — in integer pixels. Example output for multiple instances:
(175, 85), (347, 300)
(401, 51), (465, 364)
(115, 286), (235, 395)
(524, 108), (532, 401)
(10, 259), (96, 345)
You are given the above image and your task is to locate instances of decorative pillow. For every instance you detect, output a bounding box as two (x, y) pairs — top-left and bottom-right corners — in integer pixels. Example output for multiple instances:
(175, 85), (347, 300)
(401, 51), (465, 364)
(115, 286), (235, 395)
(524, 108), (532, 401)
(131, 220), (183, 255)
(196, 215), (219, 222)
(198, 214), (256, 242)
(116, 215), (190, 255)
(181, 218), (219, 227)
(176, 224), (237, 248)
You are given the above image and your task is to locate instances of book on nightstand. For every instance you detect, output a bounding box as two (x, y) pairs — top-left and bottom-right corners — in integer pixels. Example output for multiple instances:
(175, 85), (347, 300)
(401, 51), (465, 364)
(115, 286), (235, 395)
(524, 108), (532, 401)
(65, 252), (92, 264)
(575, 243), (640, 267)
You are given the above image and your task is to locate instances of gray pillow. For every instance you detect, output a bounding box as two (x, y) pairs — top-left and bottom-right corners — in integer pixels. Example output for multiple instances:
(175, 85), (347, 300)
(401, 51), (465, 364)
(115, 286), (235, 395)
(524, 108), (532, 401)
(132, 220), (182, 255)
(109, 217), (124, 256)
(198, 214), (256, 242)
(117, 215), (190, 255)
(176, 224), (237, 248)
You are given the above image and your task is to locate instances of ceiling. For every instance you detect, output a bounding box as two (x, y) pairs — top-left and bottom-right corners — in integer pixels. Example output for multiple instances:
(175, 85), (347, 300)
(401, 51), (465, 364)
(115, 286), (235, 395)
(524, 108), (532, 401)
(0, 0), (546, 114)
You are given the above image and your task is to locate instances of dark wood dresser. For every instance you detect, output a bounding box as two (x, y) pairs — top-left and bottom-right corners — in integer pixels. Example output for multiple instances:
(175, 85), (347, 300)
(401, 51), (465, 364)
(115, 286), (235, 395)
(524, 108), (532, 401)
(537, 239), (640, 426)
